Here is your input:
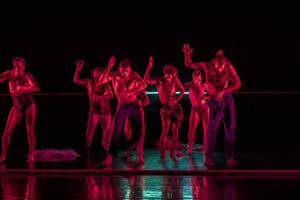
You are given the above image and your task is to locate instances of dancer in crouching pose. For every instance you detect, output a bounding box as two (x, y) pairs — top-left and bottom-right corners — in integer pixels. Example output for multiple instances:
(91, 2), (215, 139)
(183, 44), (241, 167)
(99, 57), (147, 165)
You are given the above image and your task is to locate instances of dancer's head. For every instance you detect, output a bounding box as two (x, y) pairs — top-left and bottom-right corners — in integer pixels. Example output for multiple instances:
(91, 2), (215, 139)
(91, 67), (105, 80)
(163, 64), (177, 83)
(211, 50), (227, 73)
(12, 57), (25, 74)
(192, 70), (202, 85)
(118, 59), (132, 78)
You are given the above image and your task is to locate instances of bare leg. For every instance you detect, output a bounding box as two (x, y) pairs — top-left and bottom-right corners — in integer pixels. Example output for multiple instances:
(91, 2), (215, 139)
(1, 107), (23, 162)
(187, 111), (200, 154)
(100, 114), (112, 151)
(201, 107), (209, 154)
(25, 104), (37, 162)
(85, 112), (101, 155)
(170, 120), (183, 158)
(136, 109), (145, 164)
(160, 119), (171, 159)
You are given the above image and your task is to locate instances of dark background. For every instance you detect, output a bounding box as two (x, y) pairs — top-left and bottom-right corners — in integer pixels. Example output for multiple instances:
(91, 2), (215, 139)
(0, 1), (299, 160)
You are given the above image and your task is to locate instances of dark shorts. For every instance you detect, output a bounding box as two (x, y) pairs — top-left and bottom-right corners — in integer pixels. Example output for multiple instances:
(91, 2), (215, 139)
(160, 103), (183, 122)
(12, 92), (35, 112)
(191, 102), (209, 113)
(90, 101), (111, 116)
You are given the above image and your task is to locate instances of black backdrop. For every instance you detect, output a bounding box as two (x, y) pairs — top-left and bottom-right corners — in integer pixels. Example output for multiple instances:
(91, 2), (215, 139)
(0, 1), (299, 157)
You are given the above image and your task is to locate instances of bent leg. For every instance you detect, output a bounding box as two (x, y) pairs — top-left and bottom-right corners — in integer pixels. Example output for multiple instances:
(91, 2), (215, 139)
(1, 107), (23, 162)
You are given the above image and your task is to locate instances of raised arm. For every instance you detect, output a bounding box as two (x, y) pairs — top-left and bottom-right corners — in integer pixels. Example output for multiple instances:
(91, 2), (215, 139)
(0, 70), (10, 83)
(144, 56), (158, 85)
(182, 43), (208, 71)
(73, 60), (89, 85)
(98, 56), (116, 85)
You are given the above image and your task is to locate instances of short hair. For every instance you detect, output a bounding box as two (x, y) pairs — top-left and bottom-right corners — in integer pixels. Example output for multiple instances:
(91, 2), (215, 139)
(13, 57), (25, 63)
(119, 59), (131, 68)
(163, 64), (177, 76)
(192, 70), (202, 78)
(211, 54), (227, 65)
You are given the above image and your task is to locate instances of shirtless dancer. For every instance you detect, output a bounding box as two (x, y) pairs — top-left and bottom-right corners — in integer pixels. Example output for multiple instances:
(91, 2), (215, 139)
(144, 56), (185, 159)
(123, 90), (149, 157)
(73, 60), (113, 155)
(184, 70), (209, 154)
(99, 57), (147, 165)
(0, 57), (39, 162)
(183, 44), (241, 167)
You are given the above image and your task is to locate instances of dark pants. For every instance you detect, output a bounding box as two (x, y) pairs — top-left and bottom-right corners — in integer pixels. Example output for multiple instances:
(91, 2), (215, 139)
(108, 101), (142, 156)
(204, 93), (236, 160)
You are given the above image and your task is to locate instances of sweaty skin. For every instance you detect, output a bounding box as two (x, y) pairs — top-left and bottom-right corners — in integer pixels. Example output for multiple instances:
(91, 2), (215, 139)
(0, 57), (39, 162)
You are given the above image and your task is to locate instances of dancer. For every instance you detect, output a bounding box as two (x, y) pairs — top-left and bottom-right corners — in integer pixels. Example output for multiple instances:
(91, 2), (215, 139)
(123, 90), (149, 158)
(99, 57), (147, 165)
(73, 60), (113, 155)
(184, 70), (209, 154)
(0, 57), (39, 162)
(183, 44), (241, 167)
(144, 56), (185, 159)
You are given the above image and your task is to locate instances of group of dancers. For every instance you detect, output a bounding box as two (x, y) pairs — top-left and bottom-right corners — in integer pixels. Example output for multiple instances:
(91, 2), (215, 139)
(0, 43), (241, 167)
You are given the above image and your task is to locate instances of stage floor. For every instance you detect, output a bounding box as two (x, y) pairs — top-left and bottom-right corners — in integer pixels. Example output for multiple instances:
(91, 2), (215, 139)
(1, 146), (300, 175)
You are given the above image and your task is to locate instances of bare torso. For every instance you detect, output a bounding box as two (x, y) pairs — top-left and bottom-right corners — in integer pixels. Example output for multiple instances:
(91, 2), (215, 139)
(110, 71), (141, 103)
(156, 79), (179, 104)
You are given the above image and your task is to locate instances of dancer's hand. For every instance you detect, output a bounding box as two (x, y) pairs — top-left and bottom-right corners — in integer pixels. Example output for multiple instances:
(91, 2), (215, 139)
(107, 56), (116, 69)
(182, 43), (193, 56)
(216, 90), (224, 102)
(14, 86), (24, 96)
(147, 56), (154, 69)
(76, 60), (84, 70)
(169, 99), (177, 107)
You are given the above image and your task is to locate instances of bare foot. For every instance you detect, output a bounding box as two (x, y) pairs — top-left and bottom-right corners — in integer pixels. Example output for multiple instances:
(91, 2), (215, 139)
(101, 155), (113, 166)
(27, 154), (34, 163)
(0, 157), (5, 163)
(136, 159), (144, 165)
(176, 151), (185, 157)
(226, 159), (238, 168)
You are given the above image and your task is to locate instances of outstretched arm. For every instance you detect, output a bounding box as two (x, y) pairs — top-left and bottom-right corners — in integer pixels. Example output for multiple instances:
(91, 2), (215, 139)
(0, 70), (9, 83)
(73, 60), (89, 85)
(144, 56), (158, 85)
(98, 56), (116, 85)
(182, 43), (208, 71)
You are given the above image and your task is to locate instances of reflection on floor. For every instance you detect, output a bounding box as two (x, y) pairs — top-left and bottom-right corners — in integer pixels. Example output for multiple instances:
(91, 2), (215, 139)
(1, 145), (300, 172)
(1, 175), (300, 199)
